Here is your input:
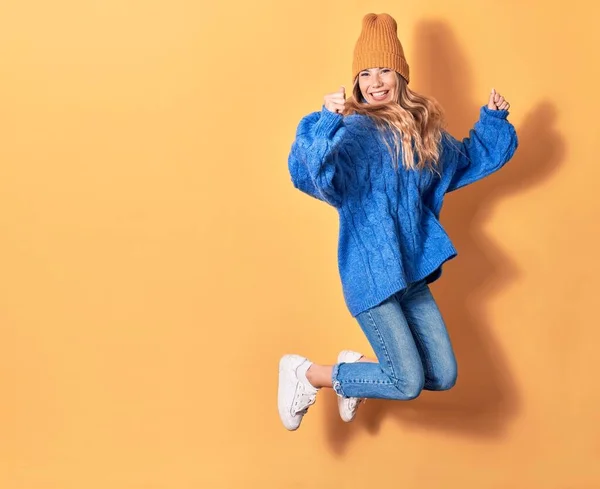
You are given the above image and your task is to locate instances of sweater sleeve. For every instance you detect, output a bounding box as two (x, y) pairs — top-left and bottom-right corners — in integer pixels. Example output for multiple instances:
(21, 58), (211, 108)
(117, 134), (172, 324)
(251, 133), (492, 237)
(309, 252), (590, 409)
(287, 107), (347, 207)
(441, 106), (518, 193)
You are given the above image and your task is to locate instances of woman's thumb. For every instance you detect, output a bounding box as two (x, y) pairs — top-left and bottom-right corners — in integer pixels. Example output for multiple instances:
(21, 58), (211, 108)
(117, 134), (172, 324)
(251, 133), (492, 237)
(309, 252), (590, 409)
(487, 88), (497, 110)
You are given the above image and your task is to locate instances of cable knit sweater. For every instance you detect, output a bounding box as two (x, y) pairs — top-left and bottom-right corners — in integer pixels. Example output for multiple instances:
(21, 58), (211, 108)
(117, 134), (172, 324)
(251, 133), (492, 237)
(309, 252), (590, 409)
(288, 105), (518, 316)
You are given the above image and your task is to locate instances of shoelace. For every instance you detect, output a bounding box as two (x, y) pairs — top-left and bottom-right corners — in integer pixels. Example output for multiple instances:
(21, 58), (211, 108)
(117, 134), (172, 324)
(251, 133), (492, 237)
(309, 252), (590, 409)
(346, 397), (366, 411)
(292, 383), (316, 416)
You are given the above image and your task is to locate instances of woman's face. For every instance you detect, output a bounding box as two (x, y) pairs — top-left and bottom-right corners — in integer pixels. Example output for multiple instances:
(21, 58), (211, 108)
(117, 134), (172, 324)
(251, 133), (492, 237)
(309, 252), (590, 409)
(358, 68), (397, 105)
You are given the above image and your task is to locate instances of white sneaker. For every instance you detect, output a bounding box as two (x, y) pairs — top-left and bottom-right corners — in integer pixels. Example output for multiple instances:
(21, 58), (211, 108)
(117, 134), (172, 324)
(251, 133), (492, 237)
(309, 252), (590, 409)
(278, 354), (319, 431)
(337, 350), (364, 422)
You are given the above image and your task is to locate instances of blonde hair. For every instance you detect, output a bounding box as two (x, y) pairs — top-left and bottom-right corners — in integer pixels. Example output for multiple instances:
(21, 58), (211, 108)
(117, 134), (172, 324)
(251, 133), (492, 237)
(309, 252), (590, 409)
(344, 73), (445, 172)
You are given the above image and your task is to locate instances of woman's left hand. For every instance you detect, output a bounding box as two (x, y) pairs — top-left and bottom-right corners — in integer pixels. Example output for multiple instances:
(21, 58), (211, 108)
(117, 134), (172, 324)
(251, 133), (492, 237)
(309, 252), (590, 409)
(487, 88), (510, 111)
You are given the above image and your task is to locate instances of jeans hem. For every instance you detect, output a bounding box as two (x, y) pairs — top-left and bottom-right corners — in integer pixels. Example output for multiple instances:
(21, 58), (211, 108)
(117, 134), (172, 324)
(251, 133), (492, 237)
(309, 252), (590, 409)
(331, 364), (345, 396)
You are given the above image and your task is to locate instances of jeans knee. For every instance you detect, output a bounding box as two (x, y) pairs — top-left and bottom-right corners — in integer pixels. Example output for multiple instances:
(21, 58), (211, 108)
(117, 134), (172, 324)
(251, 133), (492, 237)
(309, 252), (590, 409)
(403, 381), (424, 400)
(428, 367), (457, 391)
(391, 372), (424, 400)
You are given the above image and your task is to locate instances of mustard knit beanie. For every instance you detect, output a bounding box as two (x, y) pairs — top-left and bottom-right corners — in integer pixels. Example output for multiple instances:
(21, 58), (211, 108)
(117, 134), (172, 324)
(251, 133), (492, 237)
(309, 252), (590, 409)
(352, 13), (410, 84)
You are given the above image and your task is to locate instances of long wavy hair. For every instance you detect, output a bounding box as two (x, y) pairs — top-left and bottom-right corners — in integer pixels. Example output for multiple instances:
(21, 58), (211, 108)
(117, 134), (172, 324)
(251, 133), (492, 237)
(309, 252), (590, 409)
(344, 72), (445, 172)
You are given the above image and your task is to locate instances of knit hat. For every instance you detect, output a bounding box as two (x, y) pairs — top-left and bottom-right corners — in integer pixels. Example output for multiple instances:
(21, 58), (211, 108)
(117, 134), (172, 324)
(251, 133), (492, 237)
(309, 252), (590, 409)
(352, 13), (410, 84)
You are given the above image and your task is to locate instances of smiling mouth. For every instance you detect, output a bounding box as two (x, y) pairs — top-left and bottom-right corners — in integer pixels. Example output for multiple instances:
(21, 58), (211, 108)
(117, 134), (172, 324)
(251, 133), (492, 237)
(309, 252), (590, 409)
(370, 90), (389, 99)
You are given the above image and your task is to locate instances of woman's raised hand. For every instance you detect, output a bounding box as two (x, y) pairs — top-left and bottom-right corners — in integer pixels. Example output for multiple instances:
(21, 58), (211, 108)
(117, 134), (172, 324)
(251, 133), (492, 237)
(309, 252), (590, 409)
(487, 88), (510, 111)
(324, 86), (346, 114)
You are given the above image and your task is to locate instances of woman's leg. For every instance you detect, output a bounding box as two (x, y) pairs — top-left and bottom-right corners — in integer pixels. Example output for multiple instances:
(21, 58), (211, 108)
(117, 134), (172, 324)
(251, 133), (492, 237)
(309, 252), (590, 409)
(399, 280), (458, 391)
(328, 293), (426, 400)
(306, 357), (375, 388)
(278, 281), (456, 429)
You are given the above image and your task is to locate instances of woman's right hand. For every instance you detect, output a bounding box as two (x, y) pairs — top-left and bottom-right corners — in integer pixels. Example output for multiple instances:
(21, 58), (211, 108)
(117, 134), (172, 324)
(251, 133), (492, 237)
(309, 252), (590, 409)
(324, 86), (346, 114)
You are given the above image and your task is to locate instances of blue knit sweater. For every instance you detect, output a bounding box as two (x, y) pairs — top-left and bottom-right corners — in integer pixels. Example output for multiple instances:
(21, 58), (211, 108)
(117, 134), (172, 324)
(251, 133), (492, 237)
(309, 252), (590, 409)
(288, 105), (518, 317)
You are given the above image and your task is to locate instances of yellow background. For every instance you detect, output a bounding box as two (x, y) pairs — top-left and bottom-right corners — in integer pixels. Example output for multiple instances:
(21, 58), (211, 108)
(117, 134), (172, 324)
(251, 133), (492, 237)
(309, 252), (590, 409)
(1, 0), (599, 488)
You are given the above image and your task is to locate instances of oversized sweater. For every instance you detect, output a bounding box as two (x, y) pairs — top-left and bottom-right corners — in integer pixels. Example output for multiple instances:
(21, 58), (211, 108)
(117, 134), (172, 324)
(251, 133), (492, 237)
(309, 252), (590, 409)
(288, 105), (518, 317)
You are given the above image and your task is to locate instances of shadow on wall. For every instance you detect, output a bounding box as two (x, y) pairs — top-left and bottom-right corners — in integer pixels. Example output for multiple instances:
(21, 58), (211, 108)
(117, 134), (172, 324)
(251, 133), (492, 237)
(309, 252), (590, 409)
(323, 19), (565, 455)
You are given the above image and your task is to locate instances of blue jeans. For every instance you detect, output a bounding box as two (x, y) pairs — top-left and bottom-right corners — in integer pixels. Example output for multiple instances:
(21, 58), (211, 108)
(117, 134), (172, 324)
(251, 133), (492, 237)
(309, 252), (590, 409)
(332, 280), (457, 399)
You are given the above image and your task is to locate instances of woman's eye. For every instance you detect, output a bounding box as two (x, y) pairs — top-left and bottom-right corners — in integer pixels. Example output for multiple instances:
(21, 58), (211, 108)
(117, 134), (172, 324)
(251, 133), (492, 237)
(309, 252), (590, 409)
(360, 72), (369, 77)
(381, 69), (391, 74)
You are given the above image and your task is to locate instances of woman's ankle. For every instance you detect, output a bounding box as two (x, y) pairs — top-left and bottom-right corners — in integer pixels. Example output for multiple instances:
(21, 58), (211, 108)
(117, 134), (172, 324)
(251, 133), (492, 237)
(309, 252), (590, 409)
(306, 364), (333, 389)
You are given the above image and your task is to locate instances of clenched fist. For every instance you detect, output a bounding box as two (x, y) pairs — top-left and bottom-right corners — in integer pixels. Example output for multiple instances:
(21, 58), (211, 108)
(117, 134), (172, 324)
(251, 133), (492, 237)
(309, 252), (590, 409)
(488, 88), (510, 111)
(324, 86), (346, 114)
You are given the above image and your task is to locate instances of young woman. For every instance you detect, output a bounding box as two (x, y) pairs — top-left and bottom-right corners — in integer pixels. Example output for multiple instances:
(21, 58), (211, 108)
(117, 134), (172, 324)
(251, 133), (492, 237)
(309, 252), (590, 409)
(279, 13), (518, 431)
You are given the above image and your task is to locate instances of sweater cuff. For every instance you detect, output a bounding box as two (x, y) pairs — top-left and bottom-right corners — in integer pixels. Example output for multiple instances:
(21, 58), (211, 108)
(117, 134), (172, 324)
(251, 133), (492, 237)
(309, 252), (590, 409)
(313, 106), (344, 138)
(481, 105), (510, 119)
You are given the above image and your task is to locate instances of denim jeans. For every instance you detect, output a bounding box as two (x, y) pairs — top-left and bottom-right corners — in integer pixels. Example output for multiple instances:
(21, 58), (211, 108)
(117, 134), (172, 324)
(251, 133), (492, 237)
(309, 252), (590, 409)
(332, 279), (457, 399)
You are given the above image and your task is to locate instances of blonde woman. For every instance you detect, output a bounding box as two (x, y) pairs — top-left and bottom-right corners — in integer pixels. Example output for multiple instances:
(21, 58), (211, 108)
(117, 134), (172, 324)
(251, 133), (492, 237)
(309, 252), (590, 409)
(279, 13), (518, 431)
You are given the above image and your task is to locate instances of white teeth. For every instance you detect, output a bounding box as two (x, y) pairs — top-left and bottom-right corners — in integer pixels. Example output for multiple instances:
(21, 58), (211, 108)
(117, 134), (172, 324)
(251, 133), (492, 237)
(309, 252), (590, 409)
(372, 91), (388, 97)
